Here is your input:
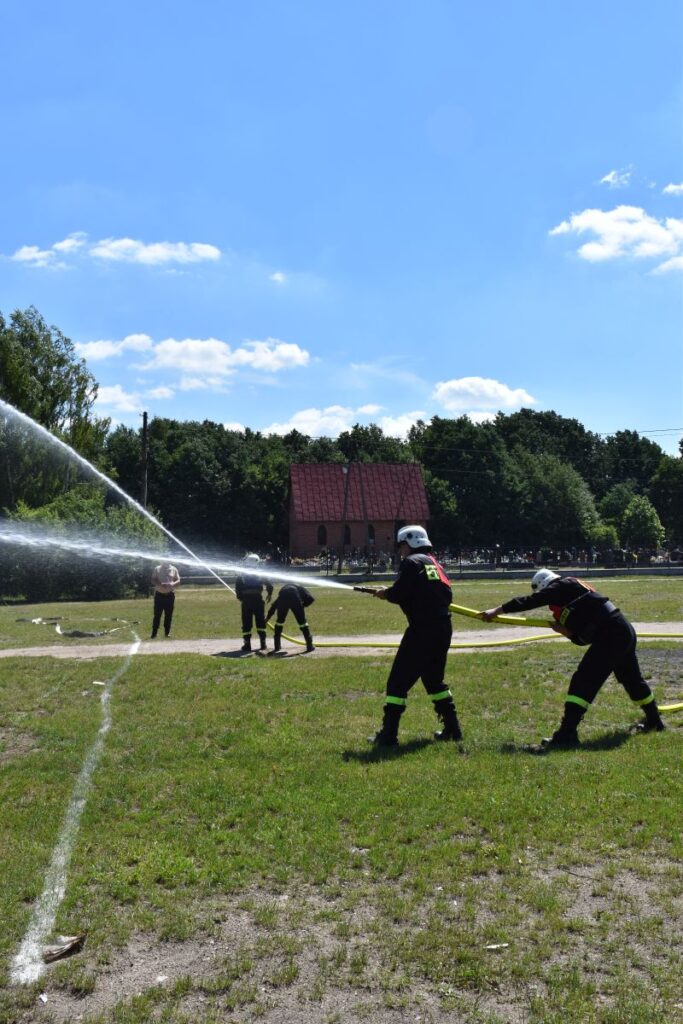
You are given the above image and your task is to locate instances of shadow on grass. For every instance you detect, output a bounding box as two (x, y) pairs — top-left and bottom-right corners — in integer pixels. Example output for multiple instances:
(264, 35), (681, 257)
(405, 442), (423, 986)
(211, 649), (256, 659)
(342, 738), (433, 763)
(500, 729), (634, 756)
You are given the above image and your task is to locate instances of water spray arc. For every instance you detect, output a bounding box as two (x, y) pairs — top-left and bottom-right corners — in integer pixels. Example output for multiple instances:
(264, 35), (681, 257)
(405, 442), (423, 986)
(0, 399), (235, 594)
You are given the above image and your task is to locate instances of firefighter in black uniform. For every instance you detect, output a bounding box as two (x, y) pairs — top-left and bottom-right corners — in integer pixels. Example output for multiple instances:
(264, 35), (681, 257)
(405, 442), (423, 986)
(481, 569), (665, 748)
(370, 525), (462, 746)
(235, 554), (273, 652)
(265, 583), (315, 654)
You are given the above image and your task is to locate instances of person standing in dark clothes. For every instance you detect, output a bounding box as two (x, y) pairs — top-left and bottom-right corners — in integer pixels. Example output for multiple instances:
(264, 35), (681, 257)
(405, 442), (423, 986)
(370, 525), (461, 747)
(265, 583), (315, 654)
(235, 554), (273, 652)
(150, 562), (180, 638)
(481, 569), (665, 748)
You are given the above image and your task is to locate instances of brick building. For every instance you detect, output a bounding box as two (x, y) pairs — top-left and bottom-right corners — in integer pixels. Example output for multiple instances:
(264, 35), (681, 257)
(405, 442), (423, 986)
(288, 463), (430, 558)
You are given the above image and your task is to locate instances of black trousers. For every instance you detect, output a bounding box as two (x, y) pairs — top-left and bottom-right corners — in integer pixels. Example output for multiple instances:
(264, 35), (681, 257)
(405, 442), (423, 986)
(152, 592), (175, 636)
(271, 590), (308, 629)
(241, 595), (267, 636)
(568, 613), (651, 705)
(386, 618), (453, 700)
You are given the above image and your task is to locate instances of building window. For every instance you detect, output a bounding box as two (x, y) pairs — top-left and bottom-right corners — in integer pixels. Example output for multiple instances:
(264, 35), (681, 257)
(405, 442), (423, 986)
(344, 524), (351, 545)
(368, 524), (375, 543)
(317, 524), (327, 546)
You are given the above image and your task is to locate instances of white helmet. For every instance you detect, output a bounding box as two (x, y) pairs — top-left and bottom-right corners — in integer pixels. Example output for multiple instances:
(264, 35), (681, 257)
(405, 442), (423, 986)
(396, 524), (432, 549)
(244, 553), (260, 565)
(531, 568), (560, 592)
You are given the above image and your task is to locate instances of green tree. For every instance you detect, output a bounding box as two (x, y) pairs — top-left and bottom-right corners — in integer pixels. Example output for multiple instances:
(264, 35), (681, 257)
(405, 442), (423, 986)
(421, 469), (459, 547)
(0, 306), (106, 436)
(621, 495), (665, 550)
(515, 450), (600, 549)
(586, 521), (620, 552)
(7, 483), (162, 600)
(336, 423), (410, 463)
(648, 456), (683, 546)
(408, 417), (523, 549)
(493, 409), (607, 495)
(603, 430), (664, 492)
(597, 482), (638, 529)
(0, 307), (110, 511)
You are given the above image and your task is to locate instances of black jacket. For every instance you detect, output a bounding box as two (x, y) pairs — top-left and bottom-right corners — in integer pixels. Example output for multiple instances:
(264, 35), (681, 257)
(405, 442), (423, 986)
(266, 584), (314, 621)
(235, 572), (273, 602)
(384, 552), (452, 627)
(501, 577), (618, 644)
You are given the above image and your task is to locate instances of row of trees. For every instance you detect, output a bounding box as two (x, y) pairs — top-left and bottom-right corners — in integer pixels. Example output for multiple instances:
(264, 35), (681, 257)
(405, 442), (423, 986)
(1, 308), (682, 595)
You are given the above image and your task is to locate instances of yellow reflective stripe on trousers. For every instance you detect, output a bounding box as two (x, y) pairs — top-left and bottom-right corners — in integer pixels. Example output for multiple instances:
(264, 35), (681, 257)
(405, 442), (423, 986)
(385, 696), (407, 706)
(430, 689), (452, 702)
(633, 693), (655, 706)
(566, 694), (590, 709)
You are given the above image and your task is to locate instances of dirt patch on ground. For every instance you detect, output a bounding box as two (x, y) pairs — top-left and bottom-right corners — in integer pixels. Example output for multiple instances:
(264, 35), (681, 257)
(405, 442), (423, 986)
(1, 623), (681, 661)
(0, 726), (40, 764)
(20, 863), (683, 1024)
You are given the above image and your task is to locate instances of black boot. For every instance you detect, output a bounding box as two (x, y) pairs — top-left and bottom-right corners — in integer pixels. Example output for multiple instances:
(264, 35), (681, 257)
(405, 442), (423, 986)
(540, 700), (584, 749)
(302, 626), (315, 653)
(540, 728), (580, 749)
(241, 636), (252, 653)
(258, 631), (268, 652)
(433, 698), (463, 741)
(268, 628), (283, 655)
(635, 699), (666, 733)
(370, 703), (404, 747)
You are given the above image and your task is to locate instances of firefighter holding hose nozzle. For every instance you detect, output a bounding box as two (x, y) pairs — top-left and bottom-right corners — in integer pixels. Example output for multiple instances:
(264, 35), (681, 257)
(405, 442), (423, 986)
(481, 569), (665, 749)
(367, 525), (462, 747)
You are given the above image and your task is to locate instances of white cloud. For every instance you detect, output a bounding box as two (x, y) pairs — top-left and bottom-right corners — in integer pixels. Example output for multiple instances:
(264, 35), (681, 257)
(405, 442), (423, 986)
(466, 411), (497, 424)
(53, 232), (87, 253)
(89, 237), (221, 264)
(433, 377), (535, 413)
(663, 183), (683, 195)
(141, 338), (235, 375)
(223, 422), (246, 433)
(262, 405), (356, 437)
(11, 245), (64, 269)
(550, 205), (683, 270)
(95, 385), (143, 414)
(358, 404), (383, 415)
(179, 375), (229, 391)
(652, 255), (683, 274)
(75, 334), (153, 360)
(377, 412), (426, 437)
(600, 168), (632, 189)
(146, 386), (174, 399)
(9, 232), (221, 268)
(140, 336), (310, 377)
(260, 406), (427, 439)
(270, 271), (286, 283)
(230, 339), (310, 372)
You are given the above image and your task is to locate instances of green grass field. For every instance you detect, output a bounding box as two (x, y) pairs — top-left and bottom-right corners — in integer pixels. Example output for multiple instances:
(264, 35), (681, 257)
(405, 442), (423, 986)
(0, 579), (682, 1023)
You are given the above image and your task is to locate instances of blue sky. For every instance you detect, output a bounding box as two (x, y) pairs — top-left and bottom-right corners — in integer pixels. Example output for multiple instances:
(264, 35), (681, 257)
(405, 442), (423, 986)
(2, 1), (682, 453)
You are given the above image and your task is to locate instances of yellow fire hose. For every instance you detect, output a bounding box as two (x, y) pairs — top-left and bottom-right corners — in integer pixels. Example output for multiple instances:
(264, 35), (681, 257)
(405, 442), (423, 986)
(269, 589), (683, 714)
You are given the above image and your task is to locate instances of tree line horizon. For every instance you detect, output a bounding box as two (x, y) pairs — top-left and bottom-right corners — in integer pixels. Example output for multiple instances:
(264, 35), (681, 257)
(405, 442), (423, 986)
(1, 306), (682, 597)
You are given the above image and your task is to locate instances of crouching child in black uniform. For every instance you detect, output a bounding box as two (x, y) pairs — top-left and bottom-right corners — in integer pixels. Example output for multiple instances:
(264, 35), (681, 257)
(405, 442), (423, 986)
(235, 554), (273, 652)
(370, 524), (461, 747)
(481, 569), (665, 748)
(266, 583), (315, 654)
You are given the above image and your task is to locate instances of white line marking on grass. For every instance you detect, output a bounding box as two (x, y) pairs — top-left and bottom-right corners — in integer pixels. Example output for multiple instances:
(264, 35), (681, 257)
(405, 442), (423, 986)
(10, 638), (141, 985)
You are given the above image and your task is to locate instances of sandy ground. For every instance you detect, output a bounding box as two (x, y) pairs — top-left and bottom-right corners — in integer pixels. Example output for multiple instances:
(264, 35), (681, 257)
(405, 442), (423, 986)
(1, 622), (681, 660)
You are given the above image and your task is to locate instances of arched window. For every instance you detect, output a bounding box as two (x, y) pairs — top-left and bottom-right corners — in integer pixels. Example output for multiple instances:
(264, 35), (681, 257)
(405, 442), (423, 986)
(317, 524), (327, 546)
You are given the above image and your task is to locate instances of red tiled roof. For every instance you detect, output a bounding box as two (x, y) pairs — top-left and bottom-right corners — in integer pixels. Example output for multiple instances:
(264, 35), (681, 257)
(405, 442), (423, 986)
(290, 463), (430, 522)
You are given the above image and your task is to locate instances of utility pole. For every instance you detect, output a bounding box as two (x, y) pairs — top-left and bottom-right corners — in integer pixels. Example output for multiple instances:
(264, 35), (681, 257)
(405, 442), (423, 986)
(337, 464), (351, 575)
(141, 411), (148, 508)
